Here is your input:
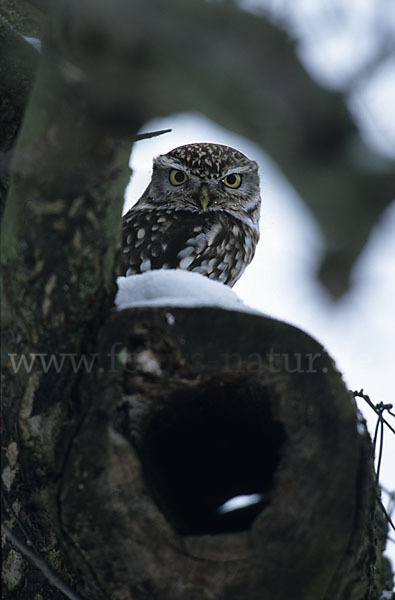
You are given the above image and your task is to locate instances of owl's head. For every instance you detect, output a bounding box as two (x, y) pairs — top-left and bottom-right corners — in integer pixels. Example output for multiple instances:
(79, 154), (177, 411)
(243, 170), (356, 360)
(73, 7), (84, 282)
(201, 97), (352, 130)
(144, 143), (261, 221)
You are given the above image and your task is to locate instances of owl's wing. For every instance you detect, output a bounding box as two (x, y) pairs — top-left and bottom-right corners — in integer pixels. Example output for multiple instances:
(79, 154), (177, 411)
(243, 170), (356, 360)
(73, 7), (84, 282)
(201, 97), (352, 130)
(121, 207), (212, 275)
(120, 206), (256, 286)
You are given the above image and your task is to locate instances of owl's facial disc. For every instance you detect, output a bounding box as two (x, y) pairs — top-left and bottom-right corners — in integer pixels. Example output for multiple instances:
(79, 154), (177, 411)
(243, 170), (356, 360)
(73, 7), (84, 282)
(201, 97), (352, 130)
(151, 152), (259, 214)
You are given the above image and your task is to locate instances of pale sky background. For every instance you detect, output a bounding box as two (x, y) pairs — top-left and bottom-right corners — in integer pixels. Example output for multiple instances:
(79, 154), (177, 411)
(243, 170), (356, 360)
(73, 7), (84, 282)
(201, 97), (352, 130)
(123, 0), (395, 573)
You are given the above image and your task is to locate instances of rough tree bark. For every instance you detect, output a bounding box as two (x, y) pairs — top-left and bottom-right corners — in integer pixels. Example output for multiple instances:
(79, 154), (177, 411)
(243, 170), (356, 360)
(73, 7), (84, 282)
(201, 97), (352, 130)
(57, 306), (392, 599)
(1, 1), (393, 599)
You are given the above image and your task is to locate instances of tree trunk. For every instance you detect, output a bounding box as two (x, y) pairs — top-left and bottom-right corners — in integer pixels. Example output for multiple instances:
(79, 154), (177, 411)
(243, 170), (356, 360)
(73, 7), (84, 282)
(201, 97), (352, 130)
(3, 305), (392, 598)
(60, 306), (392, 599)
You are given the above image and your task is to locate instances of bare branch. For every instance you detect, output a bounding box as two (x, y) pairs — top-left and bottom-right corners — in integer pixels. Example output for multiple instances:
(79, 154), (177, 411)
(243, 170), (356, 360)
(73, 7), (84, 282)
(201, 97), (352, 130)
(135, 128), (172, 141)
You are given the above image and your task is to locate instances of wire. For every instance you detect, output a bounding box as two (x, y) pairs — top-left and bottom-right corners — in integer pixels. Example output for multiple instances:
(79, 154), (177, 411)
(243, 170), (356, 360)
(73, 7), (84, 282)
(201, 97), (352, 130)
(1, 523), (85, 600)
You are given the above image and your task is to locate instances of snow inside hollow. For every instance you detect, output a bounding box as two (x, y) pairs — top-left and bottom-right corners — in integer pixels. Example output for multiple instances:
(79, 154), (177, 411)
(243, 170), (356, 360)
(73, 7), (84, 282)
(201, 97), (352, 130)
(115, 270), (261, 314)
(217, 493), (266, 515)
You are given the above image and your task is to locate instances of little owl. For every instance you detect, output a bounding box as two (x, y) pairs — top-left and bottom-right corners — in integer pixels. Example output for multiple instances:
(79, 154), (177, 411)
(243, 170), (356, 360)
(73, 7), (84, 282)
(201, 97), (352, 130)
(120, 143), (261, 287)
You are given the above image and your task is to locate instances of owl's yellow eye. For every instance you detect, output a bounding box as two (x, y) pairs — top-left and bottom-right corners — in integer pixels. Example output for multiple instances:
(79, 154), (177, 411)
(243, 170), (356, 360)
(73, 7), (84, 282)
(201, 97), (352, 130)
(222, 173), (242, 189)
(169, 169), (188, 186)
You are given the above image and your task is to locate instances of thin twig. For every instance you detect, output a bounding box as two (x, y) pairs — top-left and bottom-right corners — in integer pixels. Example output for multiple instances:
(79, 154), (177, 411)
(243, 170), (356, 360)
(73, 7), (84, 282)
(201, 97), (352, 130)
(372, 415), (380, 457)
(134, 128), (172, 141)
(352, 388), (395, 539)
(376, 418), (384, 483)
(378, 498), (395, 534)
(353, 390), (395, 435)
(1, 490), (40, 554)
(1, 523), (85, 600)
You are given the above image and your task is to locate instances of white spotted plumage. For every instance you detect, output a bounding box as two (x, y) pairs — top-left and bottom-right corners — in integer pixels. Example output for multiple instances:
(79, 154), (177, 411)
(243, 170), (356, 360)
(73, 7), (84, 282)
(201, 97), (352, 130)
(121, 143), (261, 287)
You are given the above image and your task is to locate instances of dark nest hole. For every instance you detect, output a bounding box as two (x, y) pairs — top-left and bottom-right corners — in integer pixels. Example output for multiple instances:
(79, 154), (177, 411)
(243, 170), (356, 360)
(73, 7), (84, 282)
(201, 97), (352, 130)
(140, 380), (286, 536)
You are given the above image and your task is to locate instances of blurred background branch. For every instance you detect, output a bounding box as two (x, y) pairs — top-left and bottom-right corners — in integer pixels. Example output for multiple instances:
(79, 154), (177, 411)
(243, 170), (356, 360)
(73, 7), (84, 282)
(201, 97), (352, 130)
(2, 0), (394, 297)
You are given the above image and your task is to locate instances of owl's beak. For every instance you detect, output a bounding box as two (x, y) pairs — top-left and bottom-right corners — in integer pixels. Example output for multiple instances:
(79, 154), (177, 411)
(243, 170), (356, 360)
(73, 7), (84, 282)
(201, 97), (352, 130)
(199, 185), (210, 210)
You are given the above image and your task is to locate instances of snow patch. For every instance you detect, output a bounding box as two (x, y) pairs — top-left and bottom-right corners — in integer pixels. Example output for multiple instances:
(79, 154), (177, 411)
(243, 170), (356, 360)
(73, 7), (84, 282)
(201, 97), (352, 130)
(165, 312), (176, 325)
(115, 270), (261, 315)
(135, 349), (162, 376)
(23, 36), (41, 52)
(217, 493), (266, 515)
